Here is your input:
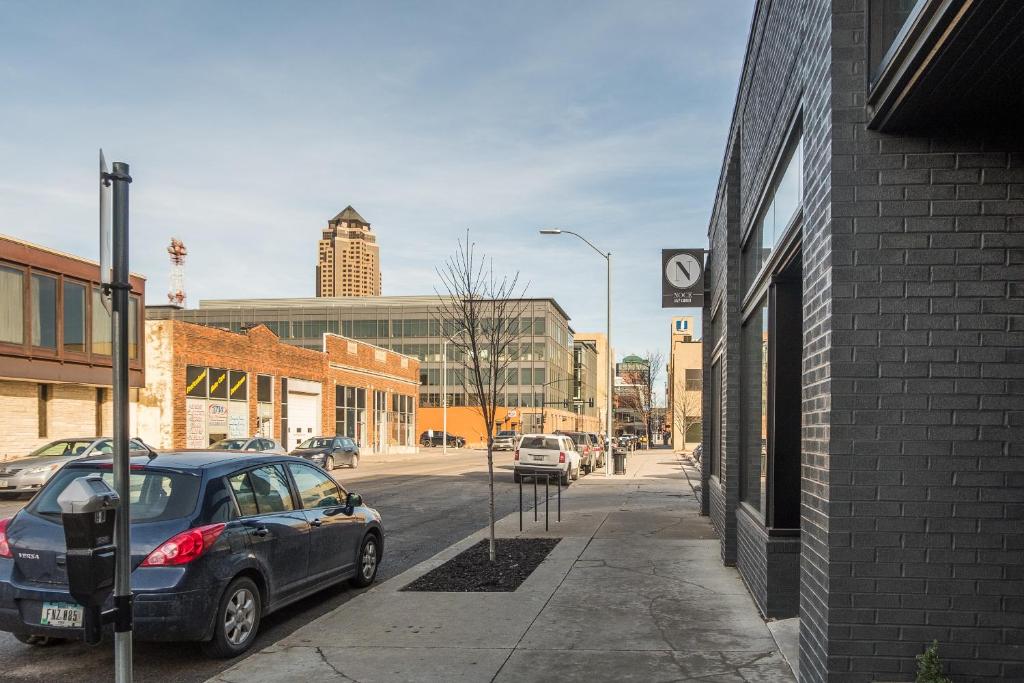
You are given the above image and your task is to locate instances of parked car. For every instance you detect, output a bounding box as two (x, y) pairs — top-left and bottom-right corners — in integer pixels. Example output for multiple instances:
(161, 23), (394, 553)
(586, 432), (607, 470)
(210, 437), (287, 454)
(492, 430), (519, 451)
(290, 436), (360, 469)
(555, 431), (597, 474)
(0, 451), (383, 657)
(513, 434), (581, 486)
(0, 438), (152, 498)
(418, 432), (466, 448)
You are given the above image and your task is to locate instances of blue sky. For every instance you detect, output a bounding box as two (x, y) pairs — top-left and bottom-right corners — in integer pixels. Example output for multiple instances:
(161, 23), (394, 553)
(1, 1), (752, 393)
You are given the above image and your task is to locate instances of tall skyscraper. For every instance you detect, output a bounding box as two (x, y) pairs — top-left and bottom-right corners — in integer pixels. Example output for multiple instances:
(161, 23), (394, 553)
(315, 206), (382, 297)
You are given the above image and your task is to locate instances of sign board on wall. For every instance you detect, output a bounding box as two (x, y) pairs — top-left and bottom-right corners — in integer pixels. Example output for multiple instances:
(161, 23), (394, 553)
(661, 249), (705, 308)
(208, 400), (229, 434)
(228, 402), (249, 438)
(185, 398), (207, 448)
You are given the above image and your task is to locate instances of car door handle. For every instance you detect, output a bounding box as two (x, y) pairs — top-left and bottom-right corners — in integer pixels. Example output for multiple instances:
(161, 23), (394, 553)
(250, 527), (269, 537)
(310, 518), (322, 527)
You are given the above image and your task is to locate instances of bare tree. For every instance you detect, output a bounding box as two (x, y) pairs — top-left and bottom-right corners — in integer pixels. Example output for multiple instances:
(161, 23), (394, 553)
(435, 232), (527, 562)
(671, 377), (702, 448)
(619, 350), (664, 445)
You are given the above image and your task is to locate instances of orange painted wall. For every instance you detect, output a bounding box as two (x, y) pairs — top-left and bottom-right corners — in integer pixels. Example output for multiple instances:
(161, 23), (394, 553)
(418, 406), (600, 447)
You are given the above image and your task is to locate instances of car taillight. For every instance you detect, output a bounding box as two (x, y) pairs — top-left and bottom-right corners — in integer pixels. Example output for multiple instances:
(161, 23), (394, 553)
(514, 449), (519, 460)
(140, 523), (226, 567)
(559, 452), (566, 463)
(0, 518), (11, 558)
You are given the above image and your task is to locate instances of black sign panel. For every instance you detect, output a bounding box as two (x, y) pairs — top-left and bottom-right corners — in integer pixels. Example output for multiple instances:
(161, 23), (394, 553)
(662, 249), (705, 308)
(229, 370), (248, 401)
(208, 368), (228, 399)
(185, 365), (208, 398)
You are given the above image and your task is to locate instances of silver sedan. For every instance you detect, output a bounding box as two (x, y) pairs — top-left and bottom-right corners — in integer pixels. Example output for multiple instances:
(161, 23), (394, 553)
(0, 437), (151, 497)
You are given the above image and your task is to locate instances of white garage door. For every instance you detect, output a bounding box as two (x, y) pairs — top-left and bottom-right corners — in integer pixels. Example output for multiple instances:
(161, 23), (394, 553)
(287, 391), (321, 451)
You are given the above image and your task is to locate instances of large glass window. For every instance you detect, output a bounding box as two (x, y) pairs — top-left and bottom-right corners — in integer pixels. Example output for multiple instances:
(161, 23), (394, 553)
(743, 134), (803, 290)
(710, 359), (722, 479)
(63, 281), (86, 353)
(128, 295), (140, 359)
(869, 0), (920, 80)
(740, 298), (768, 512)
(31, 273), (57, 349)
(0, 265), (24, 344)
(91, 287), (111, 355)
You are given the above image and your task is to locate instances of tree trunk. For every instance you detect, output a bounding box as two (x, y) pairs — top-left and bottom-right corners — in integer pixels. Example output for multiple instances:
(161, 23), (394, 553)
(487, 439), (496, 561)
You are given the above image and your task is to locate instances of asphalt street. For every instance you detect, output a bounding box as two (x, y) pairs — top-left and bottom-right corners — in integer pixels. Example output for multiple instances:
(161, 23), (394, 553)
(0, 447), (539, 682)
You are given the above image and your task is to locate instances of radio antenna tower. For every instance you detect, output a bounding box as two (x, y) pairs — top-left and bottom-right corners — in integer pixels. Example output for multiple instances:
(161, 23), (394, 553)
(167, 238), (187, 308)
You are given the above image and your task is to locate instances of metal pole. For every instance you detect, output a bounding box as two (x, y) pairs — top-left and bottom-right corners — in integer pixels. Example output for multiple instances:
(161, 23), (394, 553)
(442, 340), (447, 456)
(519, 476), (523, 532)
(545, 474), (549, 532)
(557, 477), (561, 522)
(533, 475), (538, 522)
(606, 252), (613, 477)
(110, 161), (133, 683)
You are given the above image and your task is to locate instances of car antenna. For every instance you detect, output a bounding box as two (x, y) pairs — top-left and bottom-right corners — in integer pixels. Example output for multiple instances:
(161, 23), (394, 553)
(138, 439), (158, 460)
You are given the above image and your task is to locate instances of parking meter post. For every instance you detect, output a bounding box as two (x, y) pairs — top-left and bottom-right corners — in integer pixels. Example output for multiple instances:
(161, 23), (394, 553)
(533, 475), (538, 522)
(545, 475), (549, 532)
(109, 161), (134, 683)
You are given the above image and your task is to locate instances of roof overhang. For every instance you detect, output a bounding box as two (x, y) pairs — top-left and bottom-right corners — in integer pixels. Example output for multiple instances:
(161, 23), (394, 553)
(867, 0), (1024, 132)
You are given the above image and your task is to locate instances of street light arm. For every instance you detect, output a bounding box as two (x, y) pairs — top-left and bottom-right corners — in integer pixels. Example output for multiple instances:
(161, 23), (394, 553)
(560, 230), (609, 260)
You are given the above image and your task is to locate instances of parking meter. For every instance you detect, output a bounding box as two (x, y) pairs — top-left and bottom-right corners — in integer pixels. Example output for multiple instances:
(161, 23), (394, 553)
(57, 474), (120, 644)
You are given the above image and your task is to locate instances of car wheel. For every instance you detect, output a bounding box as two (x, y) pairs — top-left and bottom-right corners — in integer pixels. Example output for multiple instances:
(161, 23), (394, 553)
(13, 633), (63, 647)
(350, 534), (380, 588)
(202, 577), (262, 659)
(351, 454), (359, 468)
(561, 469), (570, 486)
(325, 456), (335, 470)
(572, 463), (580, 481)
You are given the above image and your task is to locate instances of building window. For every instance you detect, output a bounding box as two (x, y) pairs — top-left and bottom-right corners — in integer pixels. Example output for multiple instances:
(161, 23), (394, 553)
(336, 385), (367, 443)
(128, 295), (140, 359)
(0, 265), (24, 344)
(869, 0), (920, 81)
(685, 369), (702, 392)
(742, 132), (803, 290)
(710, 359), (722, 479)
(95, 387), (105, 435)
(91, 287), (112, 355)
(63, 280), (87, 353)
(31, 273), (57, 349)
(740, 298), (768, 512)
(256, 375), (273, 438)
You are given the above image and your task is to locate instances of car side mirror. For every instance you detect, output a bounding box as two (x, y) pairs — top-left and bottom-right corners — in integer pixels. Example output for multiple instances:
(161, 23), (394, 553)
(346, 492), (362, 508)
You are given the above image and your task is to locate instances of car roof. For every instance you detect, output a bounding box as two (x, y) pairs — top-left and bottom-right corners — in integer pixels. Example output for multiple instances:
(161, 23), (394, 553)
(64, 451), (294, 474)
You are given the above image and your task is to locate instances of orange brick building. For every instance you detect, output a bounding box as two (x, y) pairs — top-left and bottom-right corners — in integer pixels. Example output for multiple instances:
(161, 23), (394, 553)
(138, 320), (419, 453)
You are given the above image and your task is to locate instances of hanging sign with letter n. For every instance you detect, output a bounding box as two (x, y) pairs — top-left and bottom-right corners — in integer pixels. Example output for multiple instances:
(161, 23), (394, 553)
(661, 249), (705, 308)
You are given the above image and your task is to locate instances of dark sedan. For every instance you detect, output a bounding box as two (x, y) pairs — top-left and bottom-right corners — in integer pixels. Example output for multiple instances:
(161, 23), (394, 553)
(290, 436), (360, 469)
(0, 451), (383, 657)
(418, 432), (466, 448)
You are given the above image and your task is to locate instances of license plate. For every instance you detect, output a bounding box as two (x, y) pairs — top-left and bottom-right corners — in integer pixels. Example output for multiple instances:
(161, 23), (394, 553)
(531, 455), (545, 461)
(40, 602), (83, 628)
(0, 482), (10, 488)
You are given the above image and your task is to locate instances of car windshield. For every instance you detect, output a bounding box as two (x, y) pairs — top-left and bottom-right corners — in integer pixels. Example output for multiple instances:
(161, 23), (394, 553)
(298, 438), (333, 449)
(32, 467), (201, 522)
(520, 436), (561, 450)
(28, 440), (97, 457)
(497, 431), (516, 438)
(211, 439), (248, 450)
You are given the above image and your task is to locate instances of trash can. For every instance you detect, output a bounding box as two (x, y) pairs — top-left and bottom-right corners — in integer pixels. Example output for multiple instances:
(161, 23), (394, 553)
(613, 450), (627, 475)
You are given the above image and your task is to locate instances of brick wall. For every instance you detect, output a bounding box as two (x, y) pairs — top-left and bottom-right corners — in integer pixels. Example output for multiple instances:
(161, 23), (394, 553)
(826, 3), (1023, 680)
(0, 380), (41, 459)
(139, 320), (420, 450)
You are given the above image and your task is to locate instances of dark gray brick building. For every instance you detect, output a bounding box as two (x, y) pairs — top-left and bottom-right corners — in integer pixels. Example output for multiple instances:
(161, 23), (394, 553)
(700, 1), (1023, 681)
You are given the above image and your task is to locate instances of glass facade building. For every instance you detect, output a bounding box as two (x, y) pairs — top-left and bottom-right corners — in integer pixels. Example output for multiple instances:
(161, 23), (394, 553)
(147, 296), (577, 423)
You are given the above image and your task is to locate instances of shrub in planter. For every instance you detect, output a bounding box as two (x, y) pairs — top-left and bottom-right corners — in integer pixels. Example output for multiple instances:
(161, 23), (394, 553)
(916, 640), (951, 683)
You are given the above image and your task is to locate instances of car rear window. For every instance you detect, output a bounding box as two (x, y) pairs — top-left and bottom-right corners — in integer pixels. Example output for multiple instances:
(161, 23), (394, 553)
(32, 467), (201, 523)
(520, 437), (561, 450)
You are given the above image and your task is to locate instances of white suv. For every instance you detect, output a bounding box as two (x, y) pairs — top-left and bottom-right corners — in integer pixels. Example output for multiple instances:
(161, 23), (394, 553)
(513, 434), (581, 486)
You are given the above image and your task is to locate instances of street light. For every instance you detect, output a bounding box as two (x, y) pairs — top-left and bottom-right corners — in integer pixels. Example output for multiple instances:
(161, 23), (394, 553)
(540, 228), (613, 477)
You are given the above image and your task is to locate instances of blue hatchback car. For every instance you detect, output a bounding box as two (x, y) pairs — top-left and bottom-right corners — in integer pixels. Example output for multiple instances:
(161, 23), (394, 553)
(0, 451), (384, 657)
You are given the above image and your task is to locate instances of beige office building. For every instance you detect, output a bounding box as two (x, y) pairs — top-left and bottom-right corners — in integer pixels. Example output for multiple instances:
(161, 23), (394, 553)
(316, 206), (381, 297)
(573, 332), (611, 432)
(667, 315), (701, 450)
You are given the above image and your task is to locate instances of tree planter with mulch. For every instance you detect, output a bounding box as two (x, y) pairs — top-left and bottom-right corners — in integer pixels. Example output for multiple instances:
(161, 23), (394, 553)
(402, 538), (560, 592)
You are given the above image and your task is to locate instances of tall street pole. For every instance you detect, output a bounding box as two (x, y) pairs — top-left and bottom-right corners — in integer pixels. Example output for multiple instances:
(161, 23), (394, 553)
(109, 161), (133, 683)
(442, 339), (448, 455)
(606, 251), (612, 476)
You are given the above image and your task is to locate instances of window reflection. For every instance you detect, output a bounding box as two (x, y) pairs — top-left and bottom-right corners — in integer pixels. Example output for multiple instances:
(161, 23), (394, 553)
(741, 298), (768, 512)
(31, 274), (57, 349)
(743, 135), (803, 290)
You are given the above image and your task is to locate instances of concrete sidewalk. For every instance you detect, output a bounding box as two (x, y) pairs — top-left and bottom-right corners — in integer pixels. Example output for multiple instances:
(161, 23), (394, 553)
(209, 451), (795, 683)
